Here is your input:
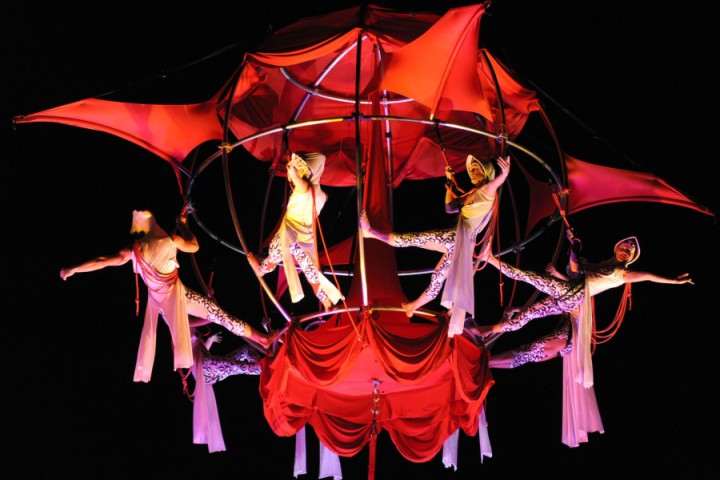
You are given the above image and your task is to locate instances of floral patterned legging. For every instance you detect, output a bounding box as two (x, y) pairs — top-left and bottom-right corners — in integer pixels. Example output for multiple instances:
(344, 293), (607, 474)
(508, 315), (573, 368)
(258, 233), (330, 303)
(391, 228), (456, 300)
(495, 262), (584, 333)
(202, 345), (262, 384)
(185, 288), (247, 337)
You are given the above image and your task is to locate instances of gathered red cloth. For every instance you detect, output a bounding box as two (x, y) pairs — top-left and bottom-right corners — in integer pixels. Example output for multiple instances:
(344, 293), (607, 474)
(259, 311), (493, 463)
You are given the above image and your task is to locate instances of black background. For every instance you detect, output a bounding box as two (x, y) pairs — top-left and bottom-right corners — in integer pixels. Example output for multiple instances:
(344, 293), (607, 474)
(4, 1), (719, 479)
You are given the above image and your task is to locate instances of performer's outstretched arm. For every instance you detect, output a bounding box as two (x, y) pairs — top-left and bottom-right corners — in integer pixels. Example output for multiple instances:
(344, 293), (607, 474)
(623, 271), (694, 285)
(59, 248), (132, 280)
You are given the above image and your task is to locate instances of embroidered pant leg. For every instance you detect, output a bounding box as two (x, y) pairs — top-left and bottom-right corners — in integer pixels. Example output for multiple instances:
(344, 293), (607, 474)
(289, 242), (329, 303)
(496, 262), (579, 299)
(202, 347), (262, 384)
(185, 288), (247, 337)
(259, 232), (283, 274)
(507, 321), (572, 368)
(392, 229), (456, 300)
(498, 283), (584, 332)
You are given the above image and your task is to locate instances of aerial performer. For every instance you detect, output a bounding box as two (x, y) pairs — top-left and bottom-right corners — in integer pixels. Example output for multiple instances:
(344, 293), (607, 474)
(248, 151), (344, 311)
(360, 155), (510, 336)
(471, 234), (693, 446)
(188, 327), (262, 453)
(474, 235), (693, 345)
(59, 208), (278, 382)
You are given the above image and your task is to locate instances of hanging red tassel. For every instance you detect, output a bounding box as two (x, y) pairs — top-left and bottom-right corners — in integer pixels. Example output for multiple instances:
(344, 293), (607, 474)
(368, 426), (377, 480)
(368, 379), (381, 480)
(134, 272), (140, 316)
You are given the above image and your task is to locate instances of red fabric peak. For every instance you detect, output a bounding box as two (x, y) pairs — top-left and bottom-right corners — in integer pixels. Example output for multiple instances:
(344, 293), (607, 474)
(14, 98), (223, 193)
(523, 153), (714, 235)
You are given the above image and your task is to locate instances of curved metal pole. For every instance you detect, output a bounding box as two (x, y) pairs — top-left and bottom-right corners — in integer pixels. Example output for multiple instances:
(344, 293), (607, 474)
(354, 30), (369, 307)
(215, 62), (293, 324)
(279, 65), (414, 106)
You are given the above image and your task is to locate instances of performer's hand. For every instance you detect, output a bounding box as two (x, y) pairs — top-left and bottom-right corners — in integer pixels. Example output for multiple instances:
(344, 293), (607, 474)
(496, 156), (511, 179)
(445, 165), (454, 181)
(676, 273), (694, 285)
(59, 268), (74, 281)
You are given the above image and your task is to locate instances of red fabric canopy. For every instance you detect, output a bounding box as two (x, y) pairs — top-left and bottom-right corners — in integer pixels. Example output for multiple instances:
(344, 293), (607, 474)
(13, 4), (539, 192)
(224, 3), (538, 187)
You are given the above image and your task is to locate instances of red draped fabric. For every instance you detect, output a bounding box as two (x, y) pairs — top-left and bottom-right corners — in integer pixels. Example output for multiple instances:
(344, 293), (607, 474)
(374, 4), (491, 120)
(225, 4), (537, 187)
(14, 4), (540, 193)
(259, 87), (494, 465)
(259, 314), (493, 462)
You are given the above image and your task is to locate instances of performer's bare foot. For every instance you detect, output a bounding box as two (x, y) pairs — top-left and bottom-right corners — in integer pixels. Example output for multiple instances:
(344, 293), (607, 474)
(247, 253), (264, 277)
(259, 328), (283, 352)
(401, 302), (416, 318)
(244, 325), (283, 356)
(470, 324), (498, 338)
(502, 307), (520, 321)
(359, 210), (376, 240)
(485, 253), (500, 268)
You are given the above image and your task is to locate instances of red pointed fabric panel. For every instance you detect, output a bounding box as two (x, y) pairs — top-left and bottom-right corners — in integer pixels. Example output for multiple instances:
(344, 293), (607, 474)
(376, 4), (490, 120)
(477, 49), (541, 138)
(14, 98), (223, 191)
(523, 154), (714, 235)
(566, 155), (713, 216)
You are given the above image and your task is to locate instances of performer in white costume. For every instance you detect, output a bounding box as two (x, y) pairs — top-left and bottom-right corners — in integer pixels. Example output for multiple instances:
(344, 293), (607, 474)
(249, 152), (343, 310)
(360, 155), (510, 336)
(60, 209), (278, 382)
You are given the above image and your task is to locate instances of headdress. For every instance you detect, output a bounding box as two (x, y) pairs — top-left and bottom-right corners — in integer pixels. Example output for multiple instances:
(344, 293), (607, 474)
(296, 152), (326, 184)
(466, 154), (495, 182)
(614, 236), (640, 265)
(130, 210), (154, 234)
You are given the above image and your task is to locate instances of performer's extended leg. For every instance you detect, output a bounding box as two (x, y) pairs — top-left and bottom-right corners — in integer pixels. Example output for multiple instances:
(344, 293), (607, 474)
(391, 230), (456, 317)
(185, 289), (278, 350)
(493, 261), (579, 299)
(402, 245), (454, 317)
(361, 210), (457, 316)
(248, 233), (282, 277)
(202, 346), (262, 384)
(489, 322), (571, 368)
(289, 242), (334, 310)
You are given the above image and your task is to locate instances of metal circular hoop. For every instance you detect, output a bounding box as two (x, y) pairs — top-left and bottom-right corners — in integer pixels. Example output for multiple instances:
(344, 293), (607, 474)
(186, 113), (565, 263)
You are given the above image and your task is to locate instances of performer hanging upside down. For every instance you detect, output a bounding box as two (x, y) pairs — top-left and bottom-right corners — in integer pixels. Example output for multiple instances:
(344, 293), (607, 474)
(248, 151), (343, 311)
(60, 208), (279, 383)
(360, 155), (510, 336)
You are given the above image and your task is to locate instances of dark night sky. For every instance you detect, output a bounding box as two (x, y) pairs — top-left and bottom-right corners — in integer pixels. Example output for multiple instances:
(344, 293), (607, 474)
(4, 1), (719, 479)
